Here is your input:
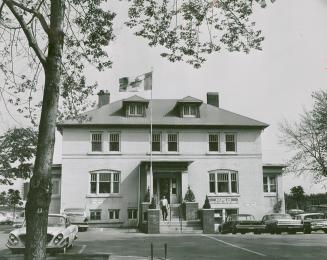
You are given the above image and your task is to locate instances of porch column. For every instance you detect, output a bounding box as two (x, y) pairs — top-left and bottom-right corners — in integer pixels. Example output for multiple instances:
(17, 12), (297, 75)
(181, 170), (188, 200)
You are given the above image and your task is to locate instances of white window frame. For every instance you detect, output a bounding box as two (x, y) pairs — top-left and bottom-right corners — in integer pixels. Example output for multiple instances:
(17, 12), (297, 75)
(151, 132), (162, 152)
(263, 175), (277, 193)
(209, 170), (239, 194)
(90, 131), (103, 152)
(108, 132), (121, 152)
(128, 103), (144, 117)
(128, 208), (138, 220)
(108, 209), (120, 220)
(90, 209), (102, 220)
(89, 170), (120, 195)
(167, 133), (179, 152)
(208, 133), (220, 152)
(225, 133), (237, 153)
(182, 104), (197, 117)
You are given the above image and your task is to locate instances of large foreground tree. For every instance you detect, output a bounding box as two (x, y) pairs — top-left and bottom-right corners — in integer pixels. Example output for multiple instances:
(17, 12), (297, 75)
(280, 90), (327, 182)
(0, 0), (274, 258)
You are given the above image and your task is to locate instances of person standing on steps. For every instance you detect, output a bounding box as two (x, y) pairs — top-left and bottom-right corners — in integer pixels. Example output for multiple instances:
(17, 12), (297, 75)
(160, 195), (169, 221)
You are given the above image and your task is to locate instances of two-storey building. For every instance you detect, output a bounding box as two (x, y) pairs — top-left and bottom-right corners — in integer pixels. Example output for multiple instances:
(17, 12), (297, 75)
(56, 91), (285, 227)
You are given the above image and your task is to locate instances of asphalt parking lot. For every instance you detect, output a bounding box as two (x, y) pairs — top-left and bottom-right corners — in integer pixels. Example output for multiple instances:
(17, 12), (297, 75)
(0, 226), (327, 259)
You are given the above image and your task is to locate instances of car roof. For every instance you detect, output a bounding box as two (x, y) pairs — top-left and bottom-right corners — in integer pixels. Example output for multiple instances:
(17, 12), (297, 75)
(64, 208), (84, 211)
(48, 214), (66, 218)
(296, 213), (324, 217)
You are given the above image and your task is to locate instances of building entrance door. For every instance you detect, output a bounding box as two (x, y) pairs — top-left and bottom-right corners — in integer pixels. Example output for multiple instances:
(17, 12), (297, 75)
(153, 172), (181, 205)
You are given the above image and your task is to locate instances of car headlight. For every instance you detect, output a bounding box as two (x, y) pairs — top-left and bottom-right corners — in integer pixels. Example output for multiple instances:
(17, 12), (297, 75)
(9, 234), (18, 245)
(54, 233), (64, 244)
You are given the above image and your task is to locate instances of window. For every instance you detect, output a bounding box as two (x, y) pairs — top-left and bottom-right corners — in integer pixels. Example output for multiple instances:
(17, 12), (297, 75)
(90, 171), (120, 194)
(152, 133), (161, 152)
(225, 134), (236, 152)
(91, 132), (102, 152)
(128, 209), (138, 220)
(90, 210), (101, 220)
(183, 104), (197, 117)
(109, 132), (120, 152)
(168, 133), (178, 152)
(52, 179), (60, 195)
(209, 133), (220, 152)
(109, 209), (120, 220)
(263, 176), (277, 193)
(171, 178), (177, 195)
(209, 170), (238, 194)
(128, 103), (144, 116)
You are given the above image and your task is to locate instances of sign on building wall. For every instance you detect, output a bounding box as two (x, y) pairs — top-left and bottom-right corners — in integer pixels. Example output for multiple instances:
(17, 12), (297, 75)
(208, 196), (239, 205)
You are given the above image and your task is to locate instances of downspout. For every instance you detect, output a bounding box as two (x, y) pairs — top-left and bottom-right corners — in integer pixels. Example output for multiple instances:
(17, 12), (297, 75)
(137, 163), (140, 227)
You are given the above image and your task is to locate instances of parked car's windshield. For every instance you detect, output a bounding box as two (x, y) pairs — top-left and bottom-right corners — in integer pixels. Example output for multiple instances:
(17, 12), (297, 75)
(48, 216), (66, 227)
(271, 214), (292, 220)
(236, 215), (255, 221)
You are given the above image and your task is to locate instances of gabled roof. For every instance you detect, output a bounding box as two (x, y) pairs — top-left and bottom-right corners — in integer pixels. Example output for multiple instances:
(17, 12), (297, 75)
(122, 95), (149, 103)
(177, 96), (203, 104)
(57, 97), (268, 129)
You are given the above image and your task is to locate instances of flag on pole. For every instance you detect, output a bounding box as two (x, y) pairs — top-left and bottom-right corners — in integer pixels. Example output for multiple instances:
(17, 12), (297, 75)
(119, 72), (152, 92)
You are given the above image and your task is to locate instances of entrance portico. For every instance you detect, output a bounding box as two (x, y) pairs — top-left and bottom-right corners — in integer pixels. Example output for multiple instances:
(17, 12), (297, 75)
(140, 161), (192, 205)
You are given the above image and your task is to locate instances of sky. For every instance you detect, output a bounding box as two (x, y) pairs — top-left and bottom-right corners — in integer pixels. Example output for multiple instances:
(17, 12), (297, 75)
(1, 0), (327, 194)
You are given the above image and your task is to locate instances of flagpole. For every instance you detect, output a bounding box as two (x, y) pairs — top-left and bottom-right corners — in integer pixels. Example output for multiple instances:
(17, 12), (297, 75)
(150, 67), (153, 201)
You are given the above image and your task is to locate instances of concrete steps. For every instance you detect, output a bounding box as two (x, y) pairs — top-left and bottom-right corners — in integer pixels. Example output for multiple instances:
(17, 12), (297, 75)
(160, 220), (203, 234)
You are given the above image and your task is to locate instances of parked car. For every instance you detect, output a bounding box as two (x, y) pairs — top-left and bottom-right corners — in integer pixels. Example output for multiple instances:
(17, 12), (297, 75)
(295, 213), (327, 234)
(0, 212), (13, 225)
(12, 211), (25, 228)
(287, 209), (304, 218)
(220, 214), (266, 234)
(6, 214), (78, 254)
(63, 208), (88, 231)
(262, 213), (302, 234)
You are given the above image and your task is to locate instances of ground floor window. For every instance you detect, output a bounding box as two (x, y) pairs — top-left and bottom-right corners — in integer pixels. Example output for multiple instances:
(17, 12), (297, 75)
(90, 210), (101, 220)
(109, 209), (120, 220)
(209, 170), (238, 194)
(213, 208), (238, 223)
(128, 209), (138, 220)
(263, 175), (277, 193)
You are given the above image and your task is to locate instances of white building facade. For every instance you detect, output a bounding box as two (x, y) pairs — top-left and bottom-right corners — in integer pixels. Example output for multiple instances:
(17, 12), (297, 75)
(54, 92), (285, 226)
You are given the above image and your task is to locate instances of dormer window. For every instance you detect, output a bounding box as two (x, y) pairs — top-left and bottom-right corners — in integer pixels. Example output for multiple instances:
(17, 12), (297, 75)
(128, 103), (144, 117)
(183, 104), (197, 117)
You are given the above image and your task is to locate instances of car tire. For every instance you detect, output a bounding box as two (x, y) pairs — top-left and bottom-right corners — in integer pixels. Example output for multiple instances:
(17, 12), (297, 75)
(60, 239), (69, 254)
(324, 230), (327, 234)
(276, 230), (281, 235)
(304, 228), (311, 234)
(232, 228), (237, 234)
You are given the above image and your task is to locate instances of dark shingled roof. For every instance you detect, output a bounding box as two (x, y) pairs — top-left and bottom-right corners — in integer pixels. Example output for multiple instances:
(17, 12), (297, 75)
(57, 96), (268, 129)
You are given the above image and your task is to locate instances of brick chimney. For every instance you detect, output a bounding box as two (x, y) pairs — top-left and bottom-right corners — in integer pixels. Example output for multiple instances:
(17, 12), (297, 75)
(207, 92), (219, 107)
(97, 90), (110, 108)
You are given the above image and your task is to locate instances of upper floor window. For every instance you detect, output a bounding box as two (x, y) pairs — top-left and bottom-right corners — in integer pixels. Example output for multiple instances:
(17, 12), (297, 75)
(109, 132), (120, 152)
(167, 133), (178, 152)
(128, 103), (145, 117)
(152, 132), (161, 152)
(209, 170), (238, 194)
(183, 104), (197, 117)
(225, 134), (236, 152)
(90, 171), (120, 194)
(91, 132), (102, 152)
(209, 133), (220, 152)
(263, 176), (277, 193)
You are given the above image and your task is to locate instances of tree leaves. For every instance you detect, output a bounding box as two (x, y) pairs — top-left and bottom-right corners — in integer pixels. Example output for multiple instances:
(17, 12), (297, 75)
(0, 128), (37, 184)
(127, 0), (273, 68)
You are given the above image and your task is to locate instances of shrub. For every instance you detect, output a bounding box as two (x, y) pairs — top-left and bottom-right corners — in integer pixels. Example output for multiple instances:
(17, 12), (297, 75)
(203, 195), (211, 209)
(184, 186), (195, 202)
(149, 197), (156, 209)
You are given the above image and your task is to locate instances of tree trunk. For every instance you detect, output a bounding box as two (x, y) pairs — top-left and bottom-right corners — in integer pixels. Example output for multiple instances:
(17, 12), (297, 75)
(25, 1), (64, 259)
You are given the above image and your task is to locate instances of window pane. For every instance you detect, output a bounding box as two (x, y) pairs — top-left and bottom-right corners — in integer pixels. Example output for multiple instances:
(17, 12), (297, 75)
(91, 133), (102, 152)
(109, 211), (114, 219)
(209, 173), (215, 193)
(99, 182), (111, 193)
(263, 176), (268, 192)
(231, 173), (238, 193)
(209, 134), (219, 152)
(91, 182), (97, 193)
(152, 133), (161, 151)
(90, 210), (101, 220)
(168, 134), (178, 152)
(113, 182), (119, 193)
(269, 177), (277, 192)
(109, 133), (120, 151)
(115, 210), (119, 219)
(172, 178), (177, 194)
(226, 134), (236, 152)
(217, 173), (229, 193)
(190, 105), (197, 115)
